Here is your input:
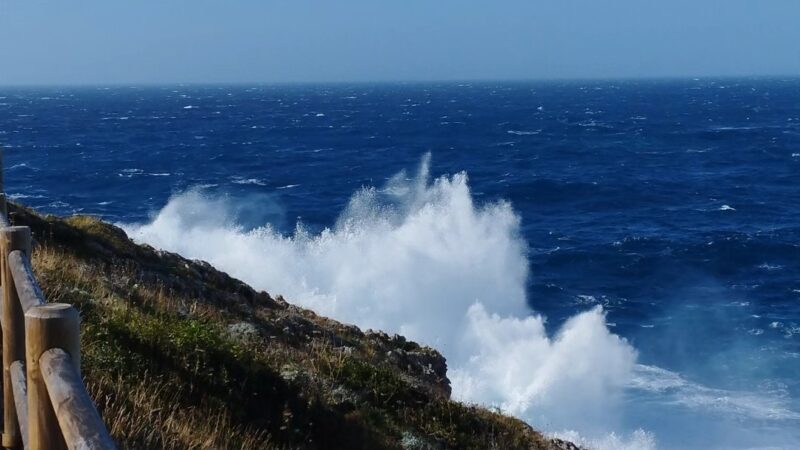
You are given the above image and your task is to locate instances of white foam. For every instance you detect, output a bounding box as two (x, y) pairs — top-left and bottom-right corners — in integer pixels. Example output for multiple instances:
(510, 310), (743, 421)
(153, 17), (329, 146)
(552, 429), (657, 450)
(8, 193), (46, 200)
(8, 163), (38, 171)
(232, 177), (267, 186)
(507, 130), (540, 136)
(629, 365), (800, 422)
(118, 168), (143, 178)
(123, 154), (639, 437)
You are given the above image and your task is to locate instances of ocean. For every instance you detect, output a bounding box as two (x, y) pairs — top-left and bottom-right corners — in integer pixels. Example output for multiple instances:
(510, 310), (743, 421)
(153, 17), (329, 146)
(1, 79), (799, 449)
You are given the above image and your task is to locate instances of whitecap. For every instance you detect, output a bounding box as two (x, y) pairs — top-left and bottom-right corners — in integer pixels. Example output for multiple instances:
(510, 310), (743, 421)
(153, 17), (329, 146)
(8, 163), (38, 171)
(507, 130), (540, 136)
(491, 141), (517, 147)
(8, 193), (46, 200)
(118, 169), (143, 178)
(231, 178), (267, 186)
(711, 125), (760, 132)
(686, 148), (712, 153)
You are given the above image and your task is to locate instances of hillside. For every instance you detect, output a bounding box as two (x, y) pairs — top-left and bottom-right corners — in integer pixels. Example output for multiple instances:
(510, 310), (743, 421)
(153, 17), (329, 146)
(4, 202), (580, 450)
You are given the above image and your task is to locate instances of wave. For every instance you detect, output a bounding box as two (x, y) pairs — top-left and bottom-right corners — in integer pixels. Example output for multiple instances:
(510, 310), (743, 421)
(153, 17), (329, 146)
(7, 163), (39, 171)
(507, 129), (540, 136)
(7, 193), (47, 200)
(231, 177), (267, 186)
(630, 365), (800, 422)
(122, 154), (640, 442)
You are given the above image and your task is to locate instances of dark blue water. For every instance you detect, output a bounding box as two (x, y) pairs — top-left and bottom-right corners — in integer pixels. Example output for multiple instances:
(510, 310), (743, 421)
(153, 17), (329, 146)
(2, 79), (799, 449)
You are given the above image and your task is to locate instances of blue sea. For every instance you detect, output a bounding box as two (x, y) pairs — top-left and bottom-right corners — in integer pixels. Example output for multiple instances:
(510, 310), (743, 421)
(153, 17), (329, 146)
(2, 79), (799, 449)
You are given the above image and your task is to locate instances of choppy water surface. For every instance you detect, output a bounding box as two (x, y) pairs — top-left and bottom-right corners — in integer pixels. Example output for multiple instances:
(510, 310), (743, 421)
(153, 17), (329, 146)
(2, 79), (799, 449)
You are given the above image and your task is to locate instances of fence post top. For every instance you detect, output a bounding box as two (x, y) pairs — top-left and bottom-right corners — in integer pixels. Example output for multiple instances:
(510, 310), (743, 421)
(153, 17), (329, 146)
(25, 303), (77, 320)
(0, 226), (32, 252)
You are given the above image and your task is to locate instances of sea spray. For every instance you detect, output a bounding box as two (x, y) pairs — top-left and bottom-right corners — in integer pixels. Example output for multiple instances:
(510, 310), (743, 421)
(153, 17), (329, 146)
(123, 155), (642, 445)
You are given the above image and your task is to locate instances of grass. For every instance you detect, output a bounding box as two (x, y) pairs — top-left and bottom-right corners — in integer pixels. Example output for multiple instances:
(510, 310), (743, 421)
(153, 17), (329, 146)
(2, 202), (578, 450)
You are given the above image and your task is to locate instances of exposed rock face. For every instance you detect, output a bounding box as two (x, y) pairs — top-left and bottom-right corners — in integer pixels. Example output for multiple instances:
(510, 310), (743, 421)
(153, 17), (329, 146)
(367, 331), (451, 398)
(401, 431), (443, 450)
(549, 439), (584, 450)
(227, 321), (260, 341)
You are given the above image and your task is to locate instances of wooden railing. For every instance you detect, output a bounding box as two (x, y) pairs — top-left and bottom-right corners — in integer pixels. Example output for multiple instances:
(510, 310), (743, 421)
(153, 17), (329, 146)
(0, 148), (116, 450)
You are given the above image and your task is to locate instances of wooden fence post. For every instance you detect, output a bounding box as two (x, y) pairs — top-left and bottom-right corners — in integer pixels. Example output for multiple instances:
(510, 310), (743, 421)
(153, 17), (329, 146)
(1, 226), (32, 449)
(0, 145), (7, 224)
(0, 194), (7, 227)
(0, 146), (5, 221)
(25, 304), (78, 450)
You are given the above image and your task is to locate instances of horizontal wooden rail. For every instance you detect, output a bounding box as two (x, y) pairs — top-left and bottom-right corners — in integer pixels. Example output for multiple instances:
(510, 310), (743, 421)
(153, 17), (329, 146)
(8, 250), (46, 314)
(40, 349), (114, 450)
(8, 362), (28, 450)
(0, 143), (7, 226)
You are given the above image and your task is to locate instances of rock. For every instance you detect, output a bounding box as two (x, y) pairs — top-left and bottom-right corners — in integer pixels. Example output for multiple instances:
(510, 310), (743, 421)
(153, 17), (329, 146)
(549, 439), (584, 450)
(330, 385), (360, 408)
(279, 365), (305, 384)
(400, 431), (441, 450)
(385, 347), (450, 397)
(227, 321), (259, 341)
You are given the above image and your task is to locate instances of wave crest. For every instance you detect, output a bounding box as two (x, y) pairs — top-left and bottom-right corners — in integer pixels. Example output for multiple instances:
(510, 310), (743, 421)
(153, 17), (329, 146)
(123, 155), (639, 441)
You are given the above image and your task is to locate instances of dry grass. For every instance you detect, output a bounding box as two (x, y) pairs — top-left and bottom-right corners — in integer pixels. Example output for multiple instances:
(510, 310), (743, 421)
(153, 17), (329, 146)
(87, 374), (277, 450)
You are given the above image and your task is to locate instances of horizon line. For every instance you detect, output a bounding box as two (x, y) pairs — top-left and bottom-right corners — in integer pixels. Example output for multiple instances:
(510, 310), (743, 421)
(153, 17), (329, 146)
(1, 73), (799, 89)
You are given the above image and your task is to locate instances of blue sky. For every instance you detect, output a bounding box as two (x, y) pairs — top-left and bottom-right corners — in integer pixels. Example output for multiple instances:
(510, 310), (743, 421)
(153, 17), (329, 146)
(1, 0), (799, 85)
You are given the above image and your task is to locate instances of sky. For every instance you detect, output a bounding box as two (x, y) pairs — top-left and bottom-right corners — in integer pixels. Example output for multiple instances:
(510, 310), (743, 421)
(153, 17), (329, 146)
(1, 0), (799, 85)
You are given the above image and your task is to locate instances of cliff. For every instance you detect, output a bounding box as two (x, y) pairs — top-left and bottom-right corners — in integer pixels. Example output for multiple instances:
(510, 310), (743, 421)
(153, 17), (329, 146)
(5, 202), (580, 450)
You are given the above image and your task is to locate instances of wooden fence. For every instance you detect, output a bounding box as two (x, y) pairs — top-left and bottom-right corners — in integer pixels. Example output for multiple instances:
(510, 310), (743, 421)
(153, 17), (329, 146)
(0, 148), (116, 450)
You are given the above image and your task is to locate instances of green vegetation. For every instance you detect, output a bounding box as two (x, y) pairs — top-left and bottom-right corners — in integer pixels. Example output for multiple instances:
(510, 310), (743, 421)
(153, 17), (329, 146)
(5, 202), (578, 450)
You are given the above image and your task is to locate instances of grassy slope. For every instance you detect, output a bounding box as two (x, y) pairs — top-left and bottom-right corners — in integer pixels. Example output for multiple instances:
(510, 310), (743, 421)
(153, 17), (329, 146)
(5, 202), (579, 450)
